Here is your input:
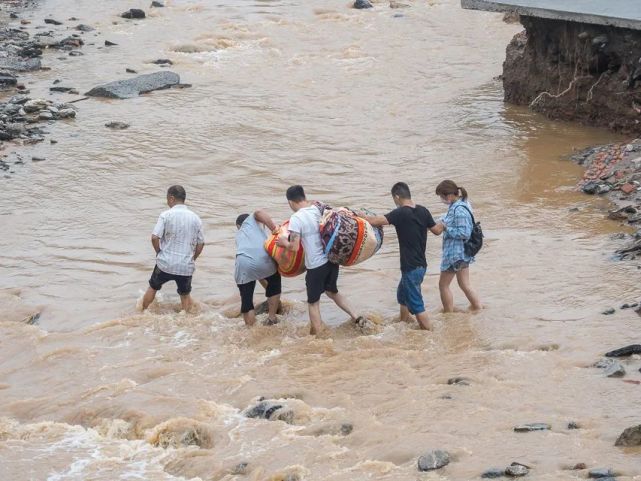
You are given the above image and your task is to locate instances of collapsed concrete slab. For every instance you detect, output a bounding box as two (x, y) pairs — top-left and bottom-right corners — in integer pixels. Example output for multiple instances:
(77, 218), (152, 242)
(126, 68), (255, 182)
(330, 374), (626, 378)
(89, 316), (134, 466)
(462, 0), (641, 134)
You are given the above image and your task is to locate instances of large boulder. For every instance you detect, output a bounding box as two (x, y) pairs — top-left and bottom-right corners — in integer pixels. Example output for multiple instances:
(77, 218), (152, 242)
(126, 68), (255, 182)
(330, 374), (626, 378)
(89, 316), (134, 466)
(85, 71), (180, 99)
(615, 424), (641, 446)
(417, 450), (450, 471)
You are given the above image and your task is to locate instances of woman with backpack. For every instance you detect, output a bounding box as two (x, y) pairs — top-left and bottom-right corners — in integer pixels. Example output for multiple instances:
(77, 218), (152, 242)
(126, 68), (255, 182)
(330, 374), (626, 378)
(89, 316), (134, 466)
(433, 180), (482, 313)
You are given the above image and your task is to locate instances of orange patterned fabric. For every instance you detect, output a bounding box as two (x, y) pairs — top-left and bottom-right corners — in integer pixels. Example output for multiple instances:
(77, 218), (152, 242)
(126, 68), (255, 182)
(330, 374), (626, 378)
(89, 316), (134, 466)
(264, 221), (306, 277)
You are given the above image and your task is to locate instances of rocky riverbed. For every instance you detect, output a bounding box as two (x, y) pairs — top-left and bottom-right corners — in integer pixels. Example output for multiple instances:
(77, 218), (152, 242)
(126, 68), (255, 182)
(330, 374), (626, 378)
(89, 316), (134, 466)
(572, 139), (641, 262)
(0, 0), (181, 177)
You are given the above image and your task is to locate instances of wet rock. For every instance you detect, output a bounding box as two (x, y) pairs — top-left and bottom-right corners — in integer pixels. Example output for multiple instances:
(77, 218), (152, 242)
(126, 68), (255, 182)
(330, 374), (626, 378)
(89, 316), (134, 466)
(615, 424), (641, 446)
(0, 56), (41, 72)
(602, 308), (616, 315)
(75, 24), (94, 32)
(105, 40), (117, 47)
(49, 86), (74, 93)
(85, 71), (180, 99)
(151, 1), (165, 7)
(171, 83), (192, 89)
(506, 463), (529, 477)
(58, 108), (76, 118)
(604, 361), (626, 378)
(605, 344), (641, 357)
(231, 462), (249, 475)
(31, 156), (45, 162)
(573, 463), (587, 470)
(447, 377), (471, 386)
(620, 302), (639, 309)
(417, 450), (450, 471)
(126, 68), (137, 74)
(244, 400), (294, 424)
(121, 9), (146, 19)
(22, 312), (40, 325)
(152, 58), (173, 65)
(567, 421), (580, 430)
(105, 121), (129, 130)
(38, 111), (53, 120)
(481, 468), (506, 478)
(353, 0), (373, 9)
(0, 72), (17, 88)
(23, 99), (48, 113)
(44, 18), (63, 26)
(589, 468), (616, 478)
(513, 423), (550, 432)
(68, 51), (83, 57)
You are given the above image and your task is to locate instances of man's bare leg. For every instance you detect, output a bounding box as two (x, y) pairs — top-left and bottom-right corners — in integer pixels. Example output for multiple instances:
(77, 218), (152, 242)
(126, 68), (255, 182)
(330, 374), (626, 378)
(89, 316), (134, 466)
(266, 294), (280, 324)
(308, 301), (325, 335)
(179, 294), (193, 313)
(325, 291), (357, 321)
(439, 271), (456, 313)
(242, 310), (256, 326)
(399, 304), (411, 322)
(456, 268), (482, 311)
(415, 311), (432, 330)
(142, 287), (157, 311)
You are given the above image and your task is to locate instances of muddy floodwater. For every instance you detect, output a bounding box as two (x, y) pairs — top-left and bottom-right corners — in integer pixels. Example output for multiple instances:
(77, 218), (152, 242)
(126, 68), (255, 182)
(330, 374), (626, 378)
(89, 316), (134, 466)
(1, 1), (640, 480)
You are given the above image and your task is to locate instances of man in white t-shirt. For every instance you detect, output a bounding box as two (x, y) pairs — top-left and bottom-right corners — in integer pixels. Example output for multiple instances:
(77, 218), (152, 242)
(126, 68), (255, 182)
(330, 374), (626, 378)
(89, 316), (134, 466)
(142, 185), (205, 312)
(277, 185), (362, 335)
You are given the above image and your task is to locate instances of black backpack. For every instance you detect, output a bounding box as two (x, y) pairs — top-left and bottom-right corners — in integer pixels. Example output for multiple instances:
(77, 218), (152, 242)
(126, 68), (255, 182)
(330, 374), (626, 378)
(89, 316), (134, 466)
(455, 204), (483, 257)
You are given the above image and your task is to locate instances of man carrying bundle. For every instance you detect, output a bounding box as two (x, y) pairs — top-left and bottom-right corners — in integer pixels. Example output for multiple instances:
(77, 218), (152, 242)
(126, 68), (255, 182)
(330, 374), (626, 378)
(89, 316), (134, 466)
(360, 182), (440, 330)
(277, 185), (363, 335)
(235, 210), (282, 327)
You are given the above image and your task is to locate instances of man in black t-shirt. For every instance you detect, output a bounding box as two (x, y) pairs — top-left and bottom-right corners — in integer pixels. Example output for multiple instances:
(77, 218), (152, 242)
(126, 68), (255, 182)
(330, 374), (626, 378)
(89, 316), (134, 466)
(360, 182), (441, 330)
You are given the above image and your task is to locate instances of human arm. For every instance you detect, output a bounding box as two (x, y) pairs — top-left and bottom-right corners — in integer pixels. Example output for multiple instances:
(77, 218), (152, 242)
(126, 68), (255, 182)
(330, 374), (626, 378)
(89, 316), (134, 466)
(254, 209), (278, 233)
(151, 214), (165, 254)
(193, 220), (205, 260)
(276, 231), (300, 252)
(430, 223), (445, 236)
(151, 235), (161, 254)
(361, 214), (389, 227)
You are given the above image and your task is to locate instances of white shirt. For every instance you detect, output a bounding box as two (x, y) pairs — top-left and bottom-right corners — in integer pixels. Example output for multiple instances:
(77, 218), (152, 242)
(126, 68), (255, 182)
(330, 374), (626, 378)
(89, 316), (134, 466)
(235, 214), (277, 284)
(288, 205), (327, 270)
(152, 204), (204, 276)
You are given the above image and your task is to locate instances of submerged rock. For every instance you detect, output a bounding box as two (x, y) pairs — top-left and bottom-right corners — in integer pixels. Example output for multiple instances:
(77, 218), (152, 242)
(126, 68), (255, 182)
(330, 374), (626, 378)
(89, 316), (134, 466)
(85, 71), (180, 99)
(604, 361), (626, 378)
(231, 462), (249, 475)
(244, 400), (294, 424)
(615, 424), (641, 446)
(151, 1), (165, 6)
(353, 0), (373, 9)
(513, 423), (550, 432)
(447, 377), (471, 386)
(105, 121), (130, 130)
(481, 468), (506, 478)
(589, 468), (616, 478)
(506, 463), (529, 477)
(605, 344), (641, 357)
(121, 9), (146, 19)
(417, 450), (450, 471)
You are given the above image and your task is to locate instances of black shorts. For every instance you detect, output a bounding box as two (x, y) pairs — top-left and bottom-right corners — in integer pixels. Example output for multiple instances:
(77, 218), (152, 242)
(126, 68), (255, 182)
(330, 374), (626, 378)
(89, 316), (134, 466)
(237, 272), (282, 314)
(305, 261), (339, 304)
(149, 265), (192, 295)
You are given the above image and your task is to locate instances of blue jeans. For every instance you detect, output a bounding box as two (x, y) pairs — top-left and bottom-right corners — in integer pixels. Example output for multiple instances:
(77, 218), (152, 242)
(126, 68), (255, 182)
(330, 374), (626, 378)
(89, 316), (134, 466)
(397, 267), (426, 315)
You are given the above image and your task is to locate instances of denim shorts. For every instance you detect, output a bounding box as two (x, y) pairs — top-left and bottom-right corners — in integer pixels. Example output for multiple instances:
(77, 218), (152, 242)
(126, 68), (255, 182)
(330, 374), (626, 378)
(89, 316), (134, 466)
(397, 266), (426, 315)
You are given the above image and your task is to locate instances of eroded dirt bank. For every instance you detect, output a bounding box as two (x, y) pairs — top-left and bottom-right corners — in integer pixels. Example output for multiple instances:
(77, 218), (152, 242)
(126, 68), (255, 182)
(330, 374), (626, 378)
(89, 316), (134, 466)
(504, 16), (641, 134)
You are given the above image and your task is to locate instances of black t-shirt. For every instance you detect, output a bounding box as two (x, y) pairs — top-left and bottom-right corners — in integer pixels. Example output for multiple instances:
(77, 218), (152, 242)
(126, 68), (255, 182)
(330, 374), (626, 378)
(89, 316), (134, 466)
(384, 204), (436, 272)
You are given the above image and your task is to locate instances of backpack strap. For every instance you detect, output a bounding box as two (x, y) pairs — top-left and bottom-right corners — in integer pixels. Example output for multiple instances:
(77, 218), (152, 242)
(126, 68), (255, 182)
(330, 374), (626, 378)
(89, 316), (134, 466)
(453, 204), (476, 224)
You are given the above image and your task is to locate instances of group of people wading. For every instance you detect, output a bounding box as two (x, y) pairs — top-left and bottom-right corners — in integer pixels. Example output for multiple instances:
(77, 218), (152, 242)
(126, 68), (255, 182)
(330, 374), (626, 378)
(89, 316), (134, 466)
(141, 182), (482, 334)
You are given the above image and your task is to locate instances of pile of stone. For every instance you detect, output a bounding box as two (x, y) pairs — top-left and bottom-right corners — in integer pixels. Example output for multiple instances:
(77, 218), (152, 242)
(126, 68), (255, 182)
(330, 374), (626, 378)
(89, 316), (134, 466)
(572, 139), (641, 259)
(0, 94), (76, 144)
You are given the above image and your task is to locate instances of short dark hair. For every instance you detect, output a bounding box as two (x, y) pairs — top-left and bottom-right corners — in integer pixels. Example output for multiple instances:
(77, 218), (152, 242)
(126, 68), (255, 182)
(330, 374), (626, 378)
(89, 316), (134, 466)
(167, 185), (186, 202)
(391, 182), (411, 199)
(286, 185), (306, 202)
(236, 213), (249, 226)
